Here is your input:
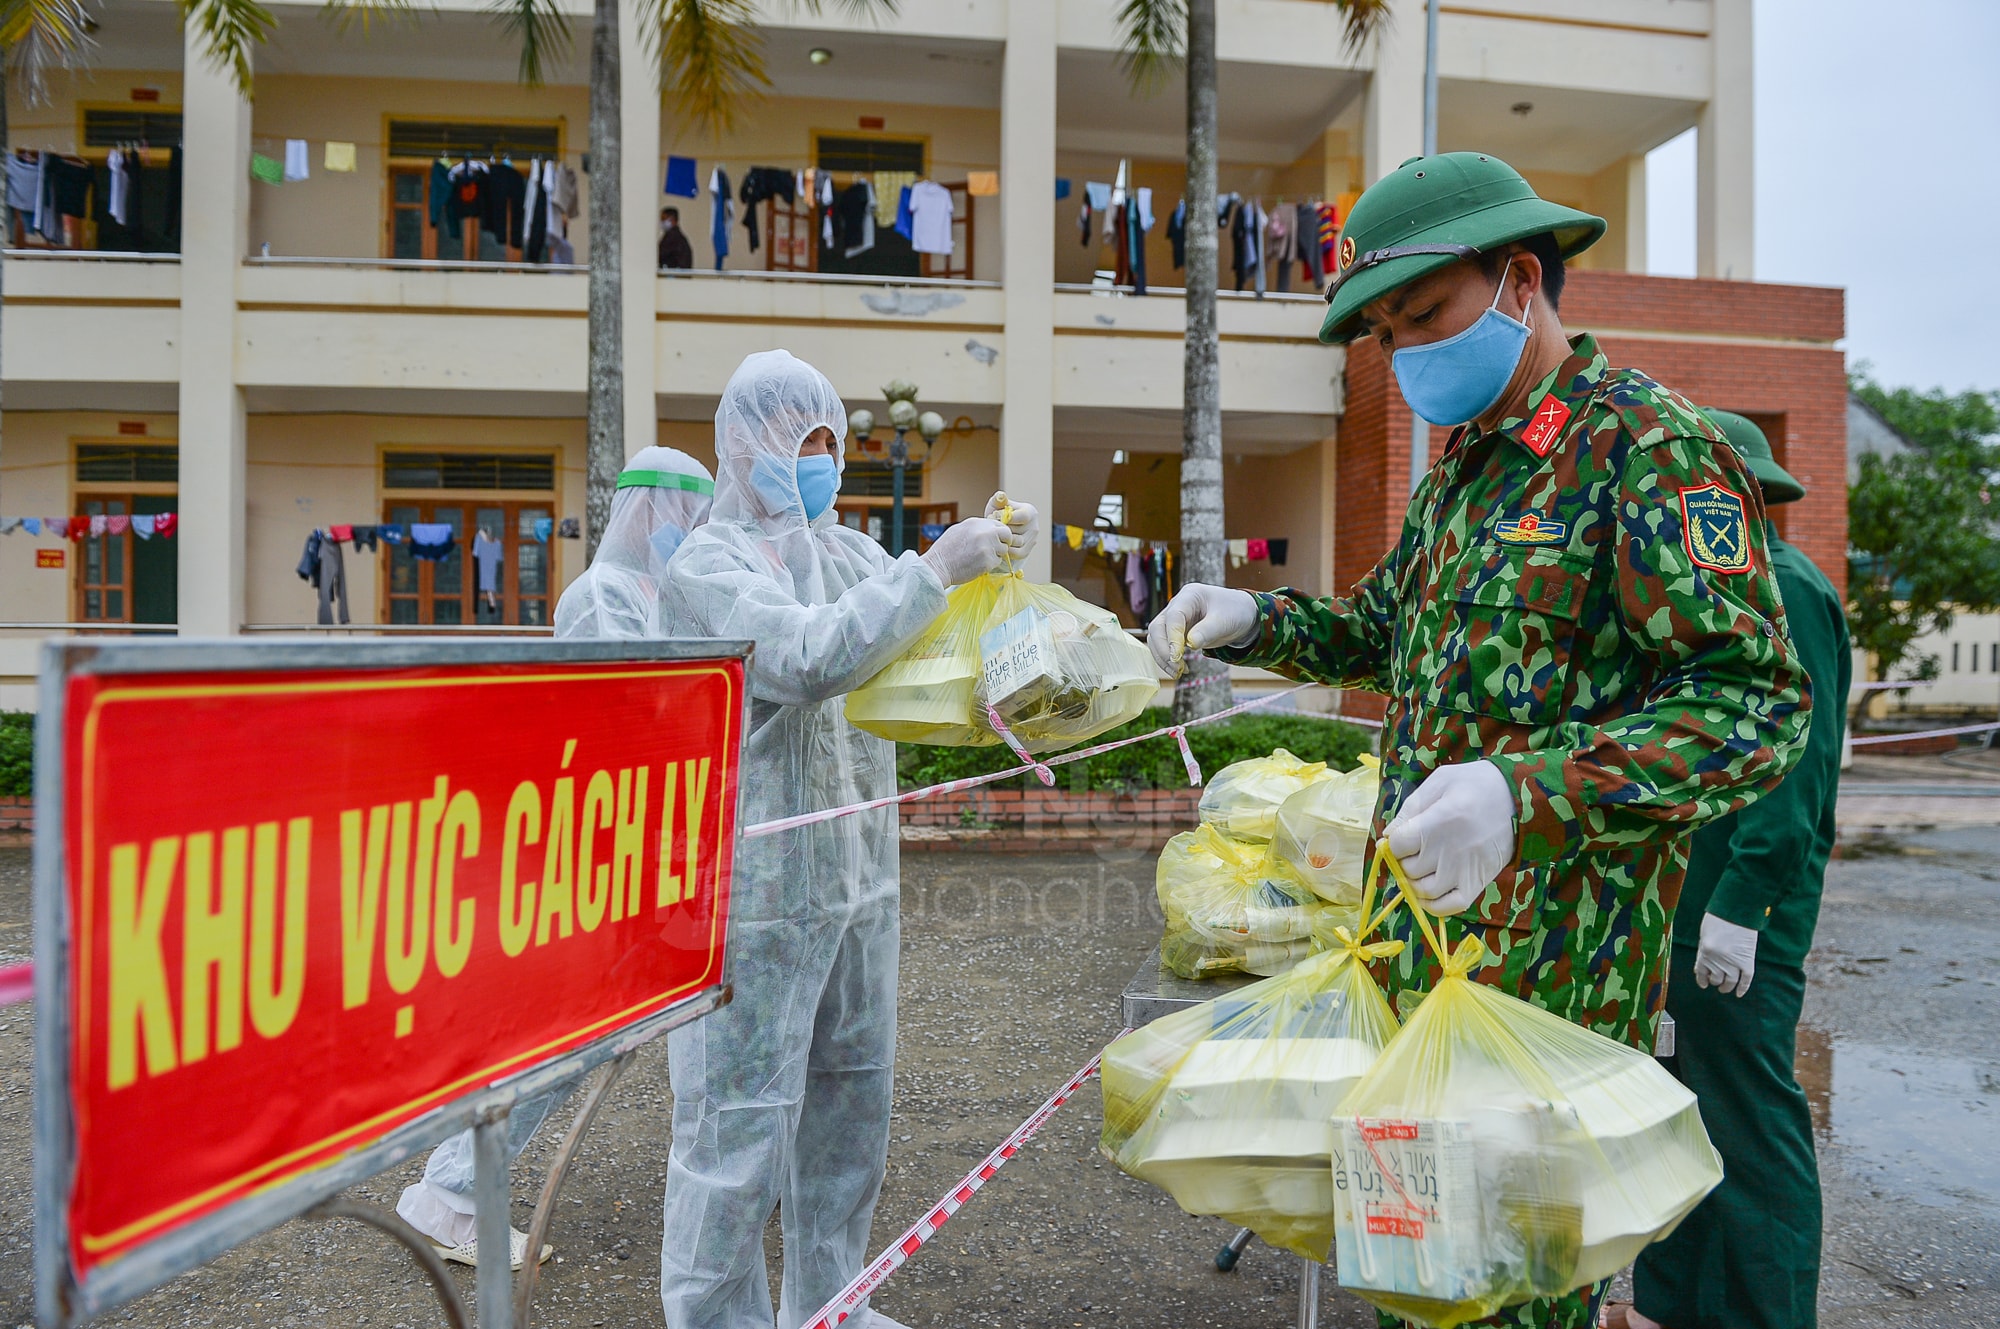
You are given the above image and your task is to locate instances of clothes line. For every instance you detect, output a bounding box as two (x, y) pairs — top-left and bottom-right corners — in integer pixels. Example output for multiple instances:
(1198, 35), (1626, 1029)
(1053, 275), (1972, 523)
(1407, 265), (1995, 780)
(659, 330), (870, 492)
(0, 515), (177, 539)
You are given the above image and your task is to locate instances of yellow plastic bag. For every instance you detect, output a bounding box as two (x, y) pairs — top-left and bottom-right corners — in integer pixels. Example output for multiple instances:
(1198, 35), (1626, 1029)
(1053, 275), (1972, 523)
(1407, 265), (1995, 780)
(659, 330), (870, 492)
(1198, 748), (1336, 841)
(844, 571), (1157, 753)
(1157, 823), (1353, 979)
(1271, 754), (1381, 905)
(1332, 853), (1723, 1328)
(1103, 873), (1404, 1261)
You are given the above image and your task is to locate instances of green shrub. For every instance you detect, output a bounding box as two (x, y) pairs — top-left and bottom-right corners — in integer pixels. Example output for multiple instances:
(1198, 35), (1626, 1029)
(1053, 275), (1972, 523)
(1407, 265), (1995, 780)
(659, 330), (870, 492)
(896, 705), (1375, 792)
(0, 711), (33, 798)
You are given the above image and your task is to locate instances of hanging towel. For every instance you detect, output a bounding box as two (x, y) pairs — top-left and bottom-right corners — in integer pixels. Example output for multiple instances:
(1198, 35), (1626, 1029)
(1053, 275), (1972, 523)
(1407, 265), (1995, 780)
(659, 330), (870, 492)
(532, 517), (553, 544)
(324, 141), (356, 172)
(283, 139), (310, 182)
(664, 155), (699, 198)
(21, 517), (40, 536)
(129, 516), (152, 538)
(249, 153), (284, 186)
(0, 517), (19, 535)
(1246, 537), (1269, 561)
(1084, 181), (1112, 212)
(873, 171), (915, 226)
(1055, 177), (1072, 200)
(966, 170), (999, 197)
(1267, 538), (1288, 566)
(107, 515), (130, 536)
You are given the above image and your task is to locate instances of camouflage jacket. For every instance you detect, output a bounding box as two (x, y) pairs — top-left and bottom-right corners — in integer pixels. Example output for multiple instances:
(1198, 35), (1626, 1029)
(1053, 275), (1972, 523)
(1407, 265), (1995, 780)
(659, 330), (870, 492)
(1216, 335), (1810, 1049)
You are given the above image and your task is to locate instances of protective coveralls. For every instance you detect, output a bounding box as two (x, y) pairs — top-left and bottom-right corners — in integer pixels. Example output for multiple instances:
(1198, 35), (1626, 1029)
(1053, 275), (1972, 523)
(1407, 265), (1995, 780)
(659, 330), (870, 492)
(658, 351), (953, 1329)
(395, 446), (714, 1263)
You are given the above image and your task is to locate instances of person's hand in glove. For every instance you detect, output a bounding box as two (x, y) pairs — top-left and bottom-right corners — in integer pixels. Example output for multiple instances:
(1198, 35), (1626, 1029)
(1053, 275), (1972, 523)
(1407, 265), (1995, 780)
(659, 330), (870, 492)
(1384, 761), (1517, 916)
(919, 517), (1010, 587)
(984, 492), (1039, 560)
(1693, 913), (1758, 997)
(1146, 583), (1260, 677)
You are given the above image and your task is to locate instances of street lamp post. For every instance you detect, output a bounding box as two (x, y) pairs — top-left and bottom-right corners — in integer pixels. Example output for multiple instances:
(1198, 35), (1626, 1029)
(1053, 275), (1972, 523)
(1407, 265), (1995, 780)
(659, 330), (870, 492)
(851, 381), (944, 556)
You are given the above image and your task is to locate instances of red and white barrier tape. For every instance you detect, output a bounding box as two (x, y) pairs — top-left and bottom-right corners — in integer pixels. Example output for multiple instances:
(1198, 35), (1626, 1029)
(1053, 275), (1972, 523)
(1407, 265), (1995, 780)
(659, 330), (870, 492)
(1849, 719), (2000, 747)
(802, 1033), (1129, 1329)
(1851, 678), (1941, 692)
(745, 682), (1335, 839)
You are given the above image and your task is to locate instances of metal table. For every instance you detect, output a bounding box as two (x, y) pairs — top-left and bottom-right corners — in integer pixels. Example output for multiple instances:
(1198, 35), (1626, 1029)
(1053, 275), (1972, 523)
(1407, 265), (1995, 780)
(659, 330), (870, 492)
(1116, 948), (1677, 1329)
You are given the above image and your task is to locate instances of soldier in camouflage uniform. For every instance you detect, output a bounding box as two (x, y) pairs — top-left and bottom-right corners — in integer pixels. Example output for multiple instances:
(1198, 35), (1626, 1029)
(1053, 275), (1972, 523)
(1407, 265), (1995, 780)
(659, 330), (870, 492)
(1147, 153), (1810, 1329)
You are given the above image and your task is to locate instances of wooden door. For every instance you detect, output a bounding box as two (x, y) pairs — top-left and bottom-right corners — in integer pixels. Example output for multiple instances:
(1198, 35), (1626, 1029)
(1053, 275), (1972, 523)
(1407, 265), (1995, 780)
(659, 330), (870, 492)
(384, 500), (554, 624)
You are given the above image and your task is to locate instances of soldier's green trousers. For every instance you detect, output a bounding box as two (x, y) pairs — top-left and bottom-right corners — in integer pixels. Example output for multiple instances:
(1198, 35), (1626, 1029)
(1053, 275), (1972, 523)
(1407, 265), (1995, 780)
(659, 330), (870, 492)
(1633, 948), (1820, 1329)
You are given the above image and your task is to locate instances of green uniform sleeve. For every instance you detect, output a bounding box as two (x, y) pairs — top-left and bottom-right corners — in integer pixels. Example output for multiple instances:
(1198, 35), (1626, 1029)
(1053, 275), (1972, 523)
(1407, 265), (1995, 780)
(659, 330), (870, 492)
(1209, 546), (1400, 691)
(1482, 437), (1812, 865)
(1703, 550), (1851, 930)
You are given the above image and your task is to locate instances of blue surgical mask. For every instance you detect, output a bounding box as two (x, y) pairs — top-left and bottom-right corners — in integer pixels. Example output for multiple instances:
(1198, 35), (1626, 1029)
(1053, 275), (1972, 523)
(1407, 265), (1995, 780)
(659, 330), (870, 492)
(647, 524), (687, 565)
(1390, 271), (1531, 426)
(796, 454), (840, 521)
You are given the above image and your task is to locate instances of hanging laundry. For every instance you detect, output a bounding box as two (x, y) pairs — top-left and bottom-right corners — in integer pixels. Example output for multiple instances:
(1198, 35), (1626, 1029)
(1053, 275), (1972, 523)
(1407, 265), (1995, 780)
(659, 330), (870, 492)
(0, 517), (20, 535)
(129, 515), (152, 539)
(873, 171), (915, 226)
(1125, 551), (1150, 621)
(327, 523), (353, 543)
(1168, 199), (1187, 269)
(1246, 537), (1269, 561)
(249, 153), (283, 186)
(485, 159), (529, 247)
(1266, 207), (1292, 293)
(107, 515), (130, 536)
(532, 517), (553, 544)
(324, 141), (356, 173)
(818, 170), (836, 248)
(153, 513), (177, 539)
(296, 530), (322, 582)
(21, 518), (42, 536)
(909, 179), (955, 256)
(44, 517), (70, 539)
(317, 535), (350, 625)
(1298, 202), (1325, 286)
(557, 517), (581, 539)
(709, 166), (733, 268)
(1055, 177), (1072, 201)
(836, 179), (876, 257)
(352, 525), (380, 552)
(88, 515), (107, 537)
(446, 159), (489, 239)
(894, 185), (914, 241)
(379, 523), (406, 544)
(738, 167), (796, 251)
(283, 139), (310, 182)
(472, 529), (504, 606)
(107, 149), (132, 226)
(966, 170), (999, 197)
(409, 523), (456, 562)
(1227, 538), (1250, 567)
(1267, 538), (1288, 566)
(664, 155), (699, 199)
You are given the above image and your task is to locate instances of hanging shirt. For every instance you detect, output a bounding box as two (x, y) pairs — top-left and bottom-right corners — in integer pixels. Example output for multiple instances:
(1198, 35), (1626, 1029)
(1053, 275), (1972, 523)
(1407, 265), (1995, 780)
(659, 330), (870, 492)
(5, 153), (37, 215)
(837, 180), (875, 257)
(472, 531), (504, 594)
(709, 166), (733, 266)
(908, 179), (955, 256)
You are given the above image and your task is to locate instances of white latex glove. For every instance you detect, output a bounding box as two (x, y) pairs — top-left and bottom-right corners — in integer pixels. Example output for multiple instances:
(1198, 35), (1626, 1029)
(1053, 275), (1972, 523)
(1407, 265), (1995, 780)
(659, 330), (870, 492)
(920, 517), (1010, 587)
(1384, 761), (1517, 917)
(1693, 912), (1758, 997)
(1146, 583), (1260, 678)
(985, 492), (1040, 560)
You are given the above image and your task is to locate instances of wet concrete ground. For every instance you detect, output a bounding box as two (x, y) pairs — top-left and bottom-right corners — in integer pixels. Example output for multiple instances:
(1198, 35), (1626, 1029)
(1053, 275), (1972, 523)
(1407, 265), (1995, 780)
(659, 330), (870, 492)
(0, 821), (1995, 1327)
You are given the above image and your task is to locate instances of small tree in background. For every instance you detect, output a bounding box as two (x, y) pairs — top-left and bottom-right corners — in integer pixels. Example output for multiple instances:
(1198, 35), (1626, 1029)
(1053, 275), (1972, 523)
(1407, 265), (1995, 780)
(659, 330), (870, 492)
(1847, 369), (2000, 695)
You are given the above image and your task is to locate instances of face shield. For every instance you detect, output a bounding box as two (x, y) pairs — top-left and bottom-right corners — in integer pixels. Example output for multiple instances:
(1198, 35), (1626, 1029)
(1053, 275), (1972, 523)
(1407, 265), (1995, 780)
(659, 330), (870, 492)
(553, 445), (714, 639)
(711, 349), (848, 534)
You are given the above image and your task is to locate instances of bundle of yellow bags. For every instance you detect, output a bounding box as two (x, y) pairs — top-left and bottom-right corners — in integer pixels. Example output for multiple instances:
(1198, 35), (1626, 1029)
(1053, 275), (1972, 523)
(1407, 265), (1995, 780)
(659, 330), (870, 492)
(1270, 754), (1381, 905)
(1102, 876), (1405, 1261)
(1157, 823), (1352, 979)
(1197, 748), (1335, 841)
(1332, 854), (1724, 1327)
(845, 571), (1157, 753)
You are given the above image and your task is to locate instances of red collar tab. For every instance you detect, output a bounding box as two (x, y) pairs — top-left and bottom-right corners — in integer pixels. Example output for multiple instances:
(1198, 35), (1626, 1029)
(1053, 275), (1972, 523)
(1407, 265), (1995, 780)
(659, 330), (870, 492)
(1519, 394), (1572, 459)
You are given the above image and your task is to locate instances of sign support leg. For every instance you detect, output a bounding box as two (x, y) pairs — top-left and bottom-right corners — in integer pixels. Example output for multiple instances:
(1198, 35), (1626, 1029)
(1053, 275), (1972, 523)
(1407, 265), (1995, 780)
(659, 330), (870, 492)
(1294, 1254), (1319, 1329)
(515, 1051), (637, 1329)
(472, 1110), (515, 1329)
(307, 1197), (470, 1329)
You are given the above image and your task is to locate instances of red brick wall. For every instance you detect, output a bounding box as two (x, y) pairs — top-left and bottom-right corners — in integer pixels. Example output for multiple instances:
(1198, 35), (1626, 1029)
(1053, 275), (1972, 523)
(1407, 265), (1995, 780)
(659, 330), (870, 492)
(1335, 271), (1849, 607)
(0, 796), (31, 844)
(900, 787), (1202, 831)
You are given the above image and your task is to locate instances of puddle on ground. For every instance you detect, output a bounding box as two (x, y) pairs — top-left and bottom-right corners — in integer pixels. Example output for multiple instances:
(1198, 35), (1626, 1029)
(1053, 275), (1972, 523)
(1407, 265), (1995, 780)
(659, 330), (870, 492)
(1796, 1029), (2000, 1214)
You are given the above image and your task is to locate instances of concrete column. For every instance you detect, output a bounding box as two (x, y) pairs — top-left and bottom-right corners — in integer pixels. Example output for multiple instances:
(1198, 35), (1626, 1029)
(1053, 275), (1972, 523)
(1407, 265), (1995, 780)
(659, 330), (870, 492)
(1697, 0), (1754, 279)
(177, 30), (251, 635)
(619, 0), (659, 457)
(1622, 153), (1649, 273)
(1362, 0), (1425, 185)
(999, 0), (1056, 581)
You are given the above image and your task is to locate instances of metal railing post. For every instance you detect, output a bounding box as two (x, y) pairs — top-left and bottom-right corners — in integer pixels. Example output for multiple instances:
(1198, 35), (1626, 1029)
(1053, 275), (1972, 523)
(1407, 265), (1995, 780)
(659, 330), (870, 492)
(472, 1109), (514, 1329)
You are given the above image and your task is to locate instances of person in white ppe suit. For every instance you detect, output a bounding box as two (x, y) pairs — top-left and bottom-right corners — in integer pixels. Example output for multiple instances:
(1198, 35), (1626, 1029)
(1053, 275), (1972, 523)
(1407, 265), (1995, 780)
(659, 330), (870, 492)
(660, 350), (1036, 1329)
(395, 446), (715, 1270)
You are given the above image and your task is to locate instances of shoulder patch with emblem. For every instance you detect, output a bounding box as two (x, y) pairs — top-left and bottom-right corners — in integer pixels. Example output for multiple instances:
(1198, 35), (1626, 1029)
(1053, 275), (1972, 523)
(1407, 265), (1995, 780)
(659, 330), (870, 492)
(1494, 513), (1568, 545)
(1520, 394), (1572, 458)
(1681, 483), (1752, 574)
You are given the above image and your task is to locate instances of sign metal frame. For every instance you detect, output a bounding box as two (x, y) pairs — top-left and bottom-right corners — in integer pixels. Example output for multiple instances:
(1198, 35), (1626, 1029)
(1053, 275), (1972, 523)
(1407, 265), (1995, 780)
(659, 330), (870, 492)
(33, 637), (753, 1328)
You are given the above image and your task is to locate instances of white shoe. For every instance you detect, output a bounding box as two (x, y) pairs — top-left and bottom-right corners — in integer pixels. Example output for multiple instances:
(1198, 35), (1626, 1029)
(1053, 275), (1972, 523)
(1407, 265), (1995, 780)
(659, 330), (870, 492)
(865, 1313), (915, 1329)
(432, 1226), (551, 1271)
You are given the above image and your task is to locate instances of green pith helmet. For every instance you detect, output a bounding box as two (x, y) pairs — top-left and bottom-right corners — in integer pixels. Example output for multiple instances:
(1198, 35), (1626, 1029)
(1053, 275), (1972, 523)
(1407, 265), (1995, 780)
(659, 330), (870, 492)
(1702, 408), (1807, 505)
(1319, 152), (1605, 345)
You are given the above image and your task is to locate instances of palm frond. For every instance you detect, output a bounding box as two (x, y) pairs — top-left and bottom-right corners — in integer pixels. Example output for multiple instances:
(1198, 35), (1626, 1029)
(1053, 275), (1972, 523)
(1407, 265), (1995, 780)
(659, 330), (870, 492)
(1112, 0), (1184, 94)
(0, 0), (94, 105)
(320, 0), (424, 41)
(657, 0), (768, 137)
(1334, 0), (1390, 53)
(786, 0), (899, 25)
(486, 0), (570, 87)
(179, 0), (276, 96)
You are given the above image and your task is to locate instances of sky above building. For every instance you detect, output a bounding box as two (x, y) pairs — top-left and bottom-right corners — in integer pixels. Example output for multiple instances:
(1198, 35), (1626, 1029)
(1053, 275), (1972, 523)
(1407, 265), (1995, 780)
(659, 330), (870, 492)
(1646, 0), (1999, 396)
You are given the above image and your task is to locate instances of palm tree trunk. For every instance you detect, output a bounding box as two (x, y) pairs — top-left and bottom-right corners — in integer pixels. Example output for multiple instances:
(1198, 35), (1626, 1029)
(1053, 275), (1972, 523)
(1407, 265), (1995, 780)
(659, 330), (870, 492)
(1175, 0), (1226, 723)
(584, 0), (623, 562)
